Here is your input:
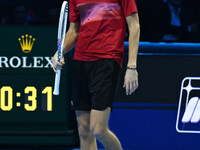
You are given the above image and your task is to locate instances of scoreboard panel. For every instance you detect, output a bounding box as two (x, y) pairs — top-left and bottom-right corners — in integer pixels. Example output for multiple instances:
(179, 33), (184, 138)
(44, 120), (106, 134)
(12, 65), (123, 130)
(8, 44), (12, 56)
(0, 26), (78, 146)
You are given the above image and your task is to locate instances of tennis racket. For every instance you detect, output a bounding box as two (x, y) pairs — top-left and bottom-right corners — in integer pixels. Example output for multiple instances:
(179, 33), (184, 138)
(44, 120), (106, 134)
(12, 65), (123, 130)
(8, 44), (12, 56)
(53, 1), (68, 95)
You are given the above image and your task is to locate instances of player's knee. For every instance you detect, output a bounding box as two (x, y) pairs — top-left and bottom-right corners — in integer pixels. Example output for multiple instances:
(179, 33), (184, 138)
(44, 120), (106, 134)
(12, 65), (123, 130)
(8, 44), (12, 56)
(90, 124), (107, 140)
(78, 125), (91, 139)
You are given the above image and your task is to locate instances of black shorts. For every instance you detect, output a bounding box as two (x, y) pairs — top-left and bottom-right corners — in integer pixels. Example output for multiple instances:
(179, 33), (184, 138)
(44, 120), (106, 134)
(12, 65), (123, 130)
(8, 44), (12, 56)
(70, 59), (120, 111)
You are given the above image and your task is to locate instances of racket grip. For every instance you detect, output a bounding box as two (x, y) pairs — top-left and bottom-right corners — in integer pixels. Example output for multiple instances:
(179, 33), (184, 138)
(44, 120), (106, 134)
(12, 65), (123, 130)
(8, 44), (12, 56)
(53, 70), (61, 95)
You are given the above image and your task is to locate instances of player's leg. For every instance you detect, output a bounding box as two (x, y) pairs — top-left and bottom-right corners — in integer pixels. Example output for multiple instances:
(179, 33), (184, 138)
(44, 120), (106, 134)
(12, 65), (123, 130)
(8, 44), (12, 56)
(76, 110), (97, 150)
(86, 59), (122, 149)
(90, 107), (122, 150)
(71, 60), (97, 150)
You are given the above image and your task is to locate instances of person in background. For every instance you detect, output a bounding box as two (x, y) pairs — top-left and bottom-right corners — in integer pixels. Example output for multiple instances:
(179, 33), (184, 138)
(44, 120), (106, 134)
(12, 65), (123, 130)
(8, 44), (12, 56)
(188, 0), (200, 42)
(160, 0), (198, 42)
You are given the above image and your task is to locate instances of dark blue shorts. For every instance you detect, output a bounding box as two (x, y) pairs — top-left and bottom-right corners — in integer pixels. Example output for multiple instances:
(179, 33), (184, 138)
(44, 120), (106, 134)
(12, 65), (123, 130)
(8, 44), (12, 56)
(71, 59), (120, 111)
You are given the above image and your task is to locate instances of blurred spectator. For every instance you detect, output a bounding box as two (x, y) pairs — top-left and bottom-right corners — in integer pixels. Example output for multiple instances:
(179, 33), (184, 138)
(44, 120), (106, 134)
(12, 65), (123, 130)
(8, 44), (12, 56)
(139, 0), (199, 42)
(0, 0), (63, 26)
(0, 1), (10, 25)
(24, 8), (37, 25)
(15, 4), (26, 25)
(160, 0), (198, 42)
(189, 0), (200, 42)
(46, 7), (59, 25)
(1, 0), (200, 43)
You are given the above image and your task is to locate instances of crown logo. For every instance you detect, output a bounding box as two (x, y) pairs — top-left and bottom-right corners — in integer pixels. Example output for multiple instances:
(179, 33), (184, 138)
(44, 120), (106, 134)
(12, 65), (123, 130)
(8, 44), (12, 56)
(18, 34), (35, 53)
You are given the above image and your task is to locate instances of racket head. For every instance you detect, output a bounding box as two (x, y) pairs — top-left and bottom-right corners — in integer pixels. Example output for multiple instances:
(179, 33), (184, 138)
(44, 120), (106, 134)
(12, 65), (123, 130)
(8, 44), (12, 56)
(57, 1), (68, 62)
(53, 1), (68, 95)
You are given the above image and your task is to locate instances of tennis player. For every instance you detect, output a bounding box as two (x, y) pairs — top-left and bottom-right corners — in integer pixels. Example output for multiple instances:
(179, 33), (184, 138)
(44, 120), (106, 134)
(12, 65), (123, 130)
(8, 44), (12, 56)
(52, 0), (140, 149)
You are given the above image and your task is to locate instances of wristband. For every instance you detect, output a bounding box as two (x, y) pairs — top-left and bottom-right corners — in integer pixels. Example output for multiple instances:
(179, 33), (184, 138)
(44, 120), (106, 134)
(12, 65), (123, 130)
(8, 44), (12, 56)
(127, 66), (137, 70)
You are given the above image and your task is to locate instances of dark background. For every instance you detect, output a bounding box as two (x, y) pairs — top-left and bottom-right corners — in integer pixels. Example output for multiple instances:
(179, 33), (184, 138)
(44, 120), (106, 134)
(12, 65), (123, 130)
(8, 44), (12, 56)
(1, 0), (200, 43)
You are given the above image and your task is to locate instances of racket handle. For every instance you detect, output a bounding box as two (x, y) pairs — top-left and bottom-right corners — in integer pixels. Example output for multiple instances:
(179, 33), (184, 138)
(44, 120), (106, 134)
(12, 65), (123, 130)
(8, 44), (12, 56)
(53, 70), (61, 95)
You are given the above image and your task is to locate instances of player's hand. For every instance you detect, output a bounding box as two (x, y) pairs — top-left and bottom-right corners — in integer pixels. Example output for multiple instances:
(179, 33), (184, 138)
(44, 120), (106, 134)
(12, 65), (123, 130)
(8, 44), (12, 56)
(123, 69), (138, 95)
(51, 52), (65, 73)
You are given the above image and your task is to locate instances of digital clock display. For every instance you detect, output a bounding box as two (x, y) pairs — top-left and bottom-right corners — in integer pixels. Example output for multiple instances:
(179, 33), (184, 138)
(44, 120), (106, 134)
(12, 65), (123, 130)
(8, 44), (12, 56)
(0, 86), (52, 111)
(0, 27), (72, 136)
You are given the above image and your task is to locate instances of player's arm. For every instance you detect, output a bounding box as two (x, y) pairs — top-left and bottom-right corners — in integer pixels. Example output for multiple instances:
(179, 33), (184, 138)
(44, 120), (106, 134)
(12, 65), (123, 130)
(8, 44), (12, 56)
(126, 12), (140, 69)
(123, 12), (140, 95)
(62, 22), (80, 54)
(52, 22), (80, 72)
